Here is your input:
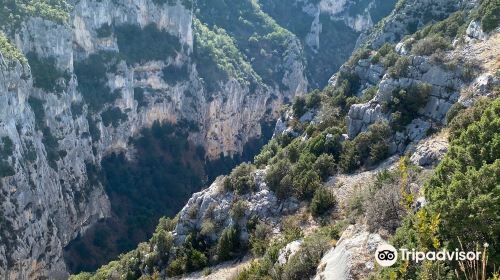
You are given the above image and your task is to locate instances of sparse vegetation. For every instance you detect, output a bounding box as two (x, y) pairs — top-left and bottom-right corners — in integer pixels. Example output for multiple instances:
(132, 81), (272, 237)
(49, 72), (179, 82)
(115, 24), (182, 64)
(27, 52), (70, 92)
(100, 107), (128, 128)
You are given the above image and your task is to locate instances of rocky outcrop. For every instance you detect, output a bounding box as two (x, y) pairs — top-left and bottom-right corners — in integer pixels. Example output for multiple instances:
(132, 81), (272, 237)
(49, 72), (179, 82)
(0, 0), (309, 277)
(313, 225), (383, 280)
(173, 170), (299, 244)
(355, 0), (468, 49)
(277, 239), (303, 265)
(410, 136), (448, 167)
(347, 53), (463, 142)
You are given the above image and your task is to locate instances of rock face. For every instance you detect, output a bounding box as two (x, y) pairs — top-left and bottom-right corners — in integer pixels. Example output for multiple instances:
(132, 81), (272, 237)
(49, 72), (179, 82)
(346, 53), (463, 147)
(0, 0), (308, 277)
(0, 0), (428, 277)
(355, 0), (470, 49)
(173, 170), (299, 245)
(410, 136), (448, 167)
(277, 240), (303, 265)
(313, 225), (383, 280)
(0, 45), (110, 280)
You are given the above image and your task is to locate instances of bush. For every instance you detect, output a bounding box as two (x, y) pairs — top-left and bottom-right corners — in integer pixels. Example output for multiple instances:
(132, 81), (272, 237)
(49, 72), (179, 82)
(265, 158), (292, 199)
(0, 161), (15, 178)
(167, 235), (208, 276)
(291, 163), (321, 199)
(1, 136), (14, 158)
(306, 128), (343, 158)
(249, 222), (272, 257)
(280, 230), (331, 280)
(445, 102), (466, 124)
(149, 229), (173, 261)
(230, 200), (248, 222)
(388, 83), (432, 129)
(313, 154), (336, 181)
(448, 97), (490, 140)
(74, 52), (119, 112)
(305, 90), (322, 109)
(223, 162), (256, 194)
(411, 36), (449, 56)
(101, 107), (128, 128)
(254, 139), (280, 166)
(339, 121), (392, 173)
(27, 52), (70, 92)
(216, 226), (240, 261)
(365, 182), (405, 233)
(389, 56), (410, 77)
(134, 87), (148, 108)
(310, 187), (336, 217)
(292, 96), (307, 117)
(479, 0), (500, 32)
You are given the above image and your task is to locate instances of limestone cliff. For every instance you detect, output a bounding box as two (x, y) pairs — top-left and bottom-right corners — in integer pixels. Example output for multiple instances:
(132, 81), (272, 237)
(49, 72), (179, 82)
(0, 0), (398, 278)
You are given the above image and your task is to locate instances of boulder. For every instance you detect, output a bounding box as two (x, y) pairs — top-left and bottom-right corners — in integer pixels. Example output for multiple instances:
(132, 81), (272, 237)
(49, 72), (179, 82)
(313, 225), (384, 280)
(410, 137), (448, 167)
(277, 240), (303, 265)
(466, 20), (487, 41)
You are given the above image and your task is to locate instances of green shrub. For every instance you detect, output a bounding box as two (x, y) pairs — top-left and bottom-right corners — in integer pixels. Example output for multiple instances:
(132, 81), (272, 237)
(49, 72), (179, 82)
(0, 32), (26, 65)
(0, 161), (15, 178)
(347, 48), (370, 66)
(479, 0), (500, 32)
(149, 228), (173, 261)
(101, 107), (128, 128)
(310, 187), (336, 217)
(411, 36), (449, 56)
(249, 222), (271, 257)
(313, 153), (335, 181)
(27, 52), (70, 92)
(280, 230), (331, 280)
(167, 235), (208, 276)
(230, 200), (248, 222)
(223, 162), (256, 194)
(292, 96), (307, 117)
(254, 139), (280, 166)
(382, 51), (399, 68)
(86, 116), (101, 143)
(388, 55), (410, 77)
(376, 98), (500, 279)
(340, 121), (392, 172)
(306, 128), (343, 158)
(1, 137), (14, 158)
(133, 87), (148, 108)
(305, 90), (322, 109)
(74, 52), (119, 112)
(448, 98), (490, 140)
(445, 102), (466, 124)
(388, 83), (432, 129)
(378, 43), (393, 57)
(265, 158), (292, 199)
(216, 225), (240, 262)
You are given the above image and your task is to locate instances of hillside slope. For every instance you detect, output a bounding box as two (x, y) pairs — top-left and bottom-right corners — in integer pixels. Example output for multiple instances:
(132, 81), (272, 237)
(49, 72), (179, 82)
(0, 0), (397, 278)
(71, 0), (499, 279)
